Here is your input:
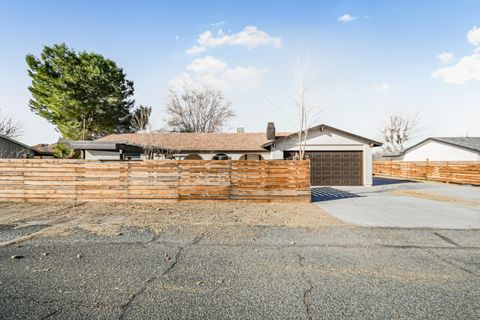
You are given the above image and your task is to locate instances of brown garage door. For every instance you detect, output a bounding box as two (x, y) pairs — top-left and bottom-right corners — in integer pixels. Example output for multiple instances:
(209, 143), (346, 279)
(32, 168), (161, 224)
(305, 151), (363, 186)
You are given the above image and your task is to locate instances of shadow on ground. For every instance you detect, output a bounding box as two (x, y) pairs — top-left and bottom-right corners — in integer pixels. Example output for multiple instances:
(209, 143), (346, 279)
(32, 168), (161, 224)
(373, 177), (415, 186)
(311, 187), (361, 202)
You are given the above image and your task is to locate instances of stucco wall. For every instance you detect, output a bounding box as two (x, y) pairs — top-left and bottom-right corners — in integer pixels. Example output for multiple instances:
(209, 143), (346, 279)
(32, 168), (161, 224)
(85, 150), (121, 160)
(402, 140), (480, 161)
(84, 150), (271, 161)
(175, 152), (270, 160)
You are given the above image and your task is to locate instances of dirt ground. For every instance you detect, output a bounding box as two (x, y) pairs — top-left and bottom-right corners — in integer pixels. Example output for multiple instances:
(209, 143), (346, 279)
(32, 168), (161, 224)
(0, 201), (345, 239)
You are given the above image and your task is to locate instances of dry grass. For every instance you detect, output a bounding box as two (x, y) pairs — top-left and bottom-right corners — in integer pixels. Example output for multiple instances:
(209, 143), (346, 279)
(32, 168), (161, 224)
(0, 201), (345, 237)
(389, 190), (480, 207)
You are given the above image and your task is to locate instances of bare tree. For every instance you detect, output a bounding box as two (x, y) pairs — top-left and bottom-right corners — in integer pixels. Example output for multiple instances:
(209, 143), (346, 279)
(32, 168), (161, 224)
(293, 53), (320, 160)
(165, 86), (234, 132)
(0, 109), (23, 139)
(130, 106), (176, 160)
(380, 112), (419, 153)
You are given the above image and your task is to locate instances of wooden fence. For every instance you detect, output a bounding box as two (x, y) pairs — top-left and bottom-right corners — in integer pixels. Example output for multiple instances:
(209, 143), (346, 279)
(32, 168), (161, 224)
(0, 159), (311, 202)
(373, 160), (480, 186)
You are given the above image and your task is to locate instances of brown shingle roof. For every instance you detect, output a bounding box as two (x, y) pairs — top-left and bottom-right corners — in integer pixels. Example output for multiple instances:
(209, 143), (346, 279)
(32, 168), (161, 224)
(32, 143), (55, 154)
(97, 132), (292, 152)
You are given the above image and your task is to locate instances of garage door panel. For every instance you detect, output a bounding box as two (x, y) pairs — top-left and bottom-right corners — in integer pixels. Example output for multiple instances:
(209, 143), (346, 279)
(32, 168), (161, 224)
(308, 151), (363, 186)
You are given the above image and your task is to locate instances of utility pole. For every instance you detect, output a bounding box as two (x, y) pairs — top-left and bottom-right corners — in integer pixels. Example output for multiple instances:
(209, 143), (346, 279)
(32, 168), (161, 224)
(82, 117), (86, 140)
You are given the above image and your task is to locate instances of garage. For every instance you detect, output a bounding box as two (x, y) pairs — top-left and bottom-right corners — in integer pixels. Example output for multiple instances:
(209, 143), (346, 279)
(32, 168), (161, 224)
(306, 151), (363, 186)
(268, 124), (382, 186)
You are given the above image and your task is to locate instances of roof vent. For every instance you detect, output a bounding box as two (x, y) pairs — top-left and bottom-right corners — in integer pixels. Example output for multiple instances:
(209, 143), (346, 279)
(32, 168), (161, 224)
(236, 127), (245, 133)
(266, 122), (276, 140)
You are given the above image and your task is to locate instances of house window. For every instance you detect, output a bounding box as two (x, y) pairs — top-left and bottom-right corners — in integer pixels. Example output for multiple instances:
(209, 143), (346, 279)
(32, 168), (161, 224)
(212, 153), (230, 160)
(239, 154), (264, 160)
(123, 151), (141, 160)
(184, 154), (203, 160)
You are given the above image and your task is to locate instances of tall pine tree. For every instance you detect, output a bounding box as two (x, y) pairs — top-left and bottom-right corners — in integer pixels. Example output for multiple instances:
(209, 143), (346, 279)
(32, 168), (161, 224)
(26, 43), (135, 140)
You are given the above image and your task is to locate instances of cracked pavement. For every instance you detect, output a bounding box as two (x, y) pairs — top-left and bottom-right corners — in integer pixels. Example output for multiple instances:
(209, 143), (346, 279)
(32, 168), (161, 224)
(0, 225), (479, 319)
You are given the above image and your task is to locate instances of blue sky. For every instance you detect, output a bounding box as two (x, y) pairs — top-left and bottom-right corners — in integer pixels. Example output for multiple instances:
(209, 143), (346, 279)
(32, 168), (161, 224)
(1, 0), (479, 145)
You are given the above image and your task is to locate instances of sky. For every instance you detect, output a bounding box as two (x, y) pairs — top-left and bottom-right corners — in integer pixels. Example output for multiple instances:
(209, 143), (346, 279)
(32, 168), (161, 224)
(0, 0), (479, 145)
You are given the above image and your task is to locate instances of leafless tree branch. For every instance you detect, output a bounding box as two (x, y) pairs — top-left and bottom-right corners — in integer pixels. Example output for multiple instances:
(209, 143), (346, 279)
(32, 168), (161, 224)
(380, 112), (419, 153)
(293, 52), (321, 160)
(0, 109), (23, 139)
(130, 106), (176, 160)
(165, 85), (235, 133)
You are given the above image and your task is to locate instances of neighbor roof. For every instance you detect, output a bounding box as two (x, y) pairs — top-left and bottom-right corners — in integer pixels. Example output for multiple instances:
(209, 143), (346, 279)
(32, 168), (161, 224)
(0, 134), (43, 154)
(32, 143), (55, 155)
(407, 137), (480, 154)
(96, 132), (291, 152)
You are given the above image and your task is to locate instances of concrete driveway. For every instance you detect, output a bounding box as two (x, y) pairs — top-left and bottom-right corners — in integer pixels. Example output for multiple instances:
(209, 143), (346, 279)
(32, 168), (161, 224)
(314, 177), (480, 229)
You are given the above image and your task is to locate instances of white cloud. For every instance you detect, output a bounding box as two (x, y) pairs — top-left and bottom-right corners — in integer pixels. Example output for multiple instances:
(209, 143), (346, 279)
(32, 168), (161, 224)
(436, 51), (453, 64)
(432, 48), (480, 84)
(374, 83), (390, 92)
(432, 27), (480, 84)
(211, 20), (226, 27)
(337, 14), (357, 23)
(170, 55), (266, 90)
(186, 26), (282, 55)
(467, 26), (480, 46)
(223, 65), (266, 88)
(186, 45), (207, 55)
(187, 55), (228, 74)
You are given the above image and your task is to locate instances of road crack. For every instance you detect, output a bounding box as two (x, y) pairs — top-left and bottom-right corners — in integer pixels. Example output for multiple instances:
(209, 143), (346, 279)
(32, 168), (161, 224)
(118, 234), (204, 320)
(40, 309), (58, 320)
(424, 248), (478, 277)
(298, 254), (313, 320)
(433, 232), (461, 247)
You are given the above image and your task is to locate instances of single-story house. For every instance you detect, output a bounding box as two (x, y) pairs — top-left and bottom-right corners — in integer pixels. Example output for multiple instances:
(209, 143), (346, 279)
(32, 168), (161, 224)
(0, 135), (54, 159)
(70, 123), (382, 186)
(383, 137), (480, 161)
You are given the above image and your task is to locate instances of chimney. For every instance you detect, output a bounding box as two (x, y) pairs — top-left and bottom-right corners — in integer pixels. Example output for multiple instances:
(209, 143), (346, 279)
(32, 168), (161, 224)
(266, 122), (276, 140)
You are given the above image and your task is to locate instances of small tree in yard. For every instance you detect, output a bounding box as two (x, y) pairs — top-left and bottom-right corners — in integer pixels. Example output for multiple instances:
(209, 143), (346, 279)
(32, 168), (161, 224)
(165, 86), (234, 132)
(293, 54), (320, 160)
(380, 112), (419, 153)
(0, 109), (23, 139)
(53, 138), (78, 158)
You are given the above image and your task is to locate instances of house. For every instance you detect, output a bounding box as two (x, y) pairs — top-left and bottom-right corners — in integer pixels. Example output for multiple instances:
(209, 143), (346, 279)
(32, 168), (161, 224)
(70, 123), (382, 186)
(384, 137), (480, 161)
(0, 135), (54, 159)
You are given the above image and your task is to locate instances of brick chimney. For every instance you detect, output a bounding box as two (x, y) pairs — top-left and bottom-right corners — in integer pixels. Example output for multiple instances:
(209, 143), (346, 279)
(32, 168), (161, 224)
(266, 122), (276, 140)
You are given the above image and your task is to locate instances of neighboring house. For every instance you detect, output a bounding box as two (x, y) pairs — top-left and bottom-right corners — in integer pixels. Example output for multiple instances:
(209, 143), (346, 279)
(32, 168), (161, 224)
(0, 135), (53, 159)
(70, 123), (382, 186)
(384, 137), (480, 161)
(32, 143), (56, 159)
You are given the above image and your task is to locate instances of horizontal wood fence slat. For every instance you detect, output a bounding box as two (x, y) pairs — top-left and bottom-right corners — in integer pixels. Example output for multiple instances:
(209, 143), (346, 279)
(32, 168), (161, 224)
(373, 160), (480, 186)
(0, 160), (311, 202)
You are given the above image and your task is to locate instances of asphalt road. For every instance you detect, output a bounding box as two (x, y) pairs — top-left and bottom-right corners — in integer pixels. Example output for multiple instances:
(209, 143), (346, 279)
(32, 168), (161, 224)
(1, 225), (479, 319)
